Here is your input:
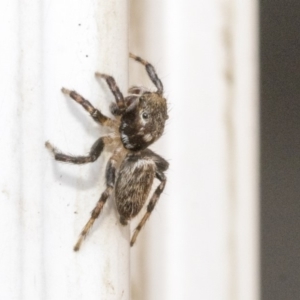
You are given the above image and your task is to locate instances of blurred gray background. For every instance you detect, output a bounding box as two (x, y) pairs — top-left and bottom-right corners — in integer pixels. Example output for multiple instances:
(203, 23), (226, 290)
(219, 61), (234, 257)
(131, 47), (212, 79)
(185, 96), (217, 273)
(260, 0), (300, 299)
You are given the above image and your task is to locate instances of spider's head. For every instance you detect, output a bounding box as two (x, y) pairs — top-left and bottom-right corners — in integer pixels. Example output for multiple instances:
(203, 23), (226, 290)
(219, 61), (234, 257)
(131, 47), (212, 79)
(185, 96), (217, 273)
(120, 92), (168, 151)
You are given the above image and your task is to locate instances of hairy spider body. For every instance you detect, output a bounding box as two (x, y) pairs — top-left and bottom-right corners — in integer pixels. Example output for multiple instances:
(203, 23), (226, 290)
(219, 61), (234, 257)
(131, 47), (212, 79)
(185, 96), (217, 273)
(120, 92), (168, 151)
(46, 54), (168, 250)
(116, 155), (156, 222)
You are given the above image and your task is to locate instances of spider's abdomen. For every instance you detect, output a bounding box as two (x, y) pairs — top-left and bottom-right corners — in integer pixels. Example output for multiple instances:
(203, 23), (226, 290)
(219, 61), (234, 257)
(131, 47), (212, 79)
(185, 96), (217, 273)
(114, 153), (156, 223)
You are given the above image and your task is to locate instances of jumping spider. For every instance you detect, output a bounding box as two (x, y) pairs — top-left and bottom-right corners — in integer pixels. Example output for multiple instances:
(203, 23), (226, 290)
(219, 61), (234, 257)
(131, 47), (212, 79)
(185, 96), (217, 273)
(46, 53), (169, 251)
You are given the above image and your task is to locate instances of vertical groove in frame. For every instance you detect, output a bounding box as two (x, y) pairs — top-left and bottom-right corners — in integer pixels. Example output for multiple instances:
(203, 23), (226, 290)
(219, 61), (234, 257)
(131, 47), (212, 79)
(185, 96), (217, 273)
(236, 0), (260, 299)
(231, 0), (259, 299)
(222, 0), (260, 298)
(222, 0), (238, 299)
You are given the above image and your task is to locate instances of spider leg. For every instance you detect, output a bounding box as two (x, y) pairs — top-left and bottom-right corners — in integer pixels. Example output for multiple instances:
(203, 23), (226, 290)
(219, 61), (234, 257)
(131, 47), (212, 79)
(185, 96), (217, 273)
(73, 152), (118, 251)
(130, 170), (167, 246)
(129, 53), (164, 95)
(61, 88), (117, 128)
(95, 72), (125, 115)
(45, 136), (112, 164)
(143, 149), (169, 172)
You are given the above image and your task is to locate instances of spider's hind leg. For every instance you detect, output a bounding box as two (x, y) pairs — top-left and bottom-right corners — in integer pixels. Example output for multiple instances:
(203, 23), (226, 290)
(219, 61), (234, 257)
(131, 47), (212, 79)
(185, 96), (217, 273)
(130, 170), (167, 247)
(73, 148), (121, 251)
(73, 184), (113, 251)
(130, 150), (168, 246)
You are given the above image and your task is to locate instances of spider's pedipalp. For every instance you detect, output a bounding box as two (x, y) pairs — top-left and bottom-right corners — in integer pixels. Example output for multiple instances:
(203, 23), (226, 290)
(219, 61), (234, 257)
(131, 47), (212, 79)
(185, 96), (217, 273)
(128, 86), (149, 95)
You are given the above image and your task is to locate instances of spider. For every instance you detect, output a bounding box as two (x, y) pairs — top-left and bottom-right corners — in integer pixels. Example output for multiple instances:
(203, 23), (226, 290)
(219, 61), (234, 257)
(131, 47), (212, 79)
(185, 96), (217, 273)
(46, 53), (169, 251)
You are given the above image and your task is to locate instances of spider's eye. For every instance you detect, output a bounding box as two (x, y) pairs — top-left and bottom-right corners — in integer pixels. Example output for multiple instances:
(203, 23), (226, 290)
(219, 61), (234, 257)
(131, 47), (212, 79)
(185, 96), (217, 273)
(142, 112), (149, 119)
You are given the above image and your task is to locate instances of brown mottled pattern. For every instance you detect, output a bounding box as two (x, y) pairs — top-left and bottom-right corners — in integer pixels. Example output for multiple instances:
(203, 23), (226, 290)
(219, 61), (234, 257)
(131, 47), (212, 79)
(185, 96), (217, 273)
(115, 156), (156, 220)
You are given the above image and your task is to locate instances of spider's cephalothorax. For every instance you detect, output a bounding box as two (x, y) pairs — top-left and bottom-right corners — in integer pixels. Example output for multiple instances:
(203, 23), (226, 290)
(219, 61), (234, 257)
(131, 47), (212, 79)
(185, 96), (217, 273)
(120, 92), (168, 151)
(46, 53), (168, 251)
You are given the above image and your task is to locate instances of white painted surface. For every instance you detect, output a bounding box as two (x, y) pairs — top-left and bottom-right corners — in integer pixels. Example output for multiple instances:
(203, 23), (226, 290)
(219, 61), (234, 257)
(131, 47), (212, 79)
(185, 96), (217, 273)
(130, 1), (259, 300)
(0, 1), (130, 299)
(0, 0), (259, 299)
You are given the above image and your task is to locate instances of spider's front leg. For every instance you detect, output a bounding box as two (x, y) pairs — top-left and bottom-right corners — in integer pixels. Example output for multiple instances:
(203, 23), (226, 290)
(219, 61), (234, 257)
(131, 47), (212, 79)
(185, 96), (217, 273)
(45, 136), (113, 164)
(95, 72), (125, 115)
(61, 88), (117, 128)
(129, 53), (164, 95)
